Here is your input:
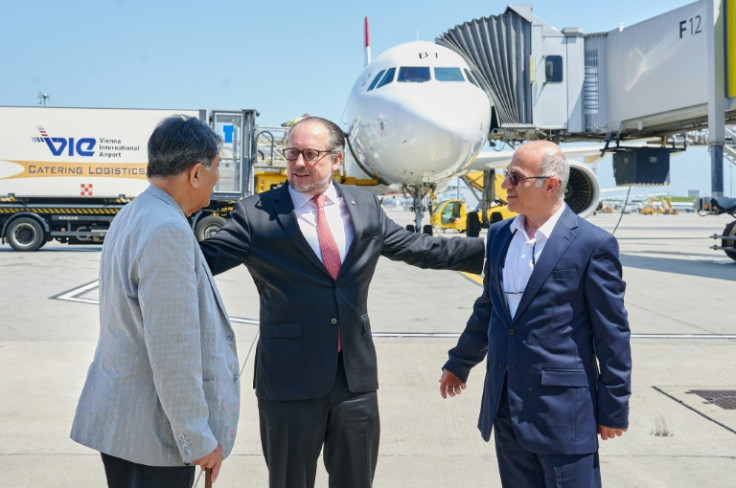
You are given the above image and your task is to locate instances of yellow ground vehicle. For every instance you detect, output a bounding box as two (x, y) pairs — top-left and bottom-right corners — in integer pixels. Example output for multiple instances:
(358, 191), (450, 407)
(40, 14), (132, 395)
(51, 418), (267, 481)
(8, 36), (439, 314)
(430, 171), (515, 236)
(640, 196), (678, 215)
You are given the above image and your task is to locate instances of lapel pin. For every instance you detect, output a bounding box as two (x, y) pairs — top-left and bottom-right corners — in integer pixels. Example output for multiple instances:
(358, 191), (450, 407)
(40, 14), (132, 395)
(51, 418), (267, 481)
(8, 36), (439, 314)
(351, 200), (356, 205)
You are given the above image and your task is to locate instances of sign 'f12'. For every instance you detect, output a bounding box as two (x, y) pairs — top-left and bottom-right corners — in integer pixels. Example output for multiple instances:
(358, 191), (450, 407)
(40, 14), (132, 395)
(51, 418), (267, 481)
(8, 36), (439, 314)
(33, 126), (96, 156)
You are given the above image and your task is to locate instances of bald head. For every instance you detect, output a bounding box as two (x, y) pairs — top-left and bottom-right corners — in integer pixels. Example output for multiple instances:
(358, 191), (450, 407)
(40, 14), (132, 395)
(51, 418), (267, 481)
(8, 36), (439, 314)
(513, 141), (569, 200)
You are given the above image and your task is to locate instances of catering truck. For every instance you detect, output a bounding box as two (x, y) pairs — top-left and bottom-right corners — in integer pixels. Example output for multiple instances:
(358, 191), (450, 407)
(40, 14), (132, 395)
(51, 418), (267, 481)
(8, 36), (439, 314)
(0, 106), (257, 251)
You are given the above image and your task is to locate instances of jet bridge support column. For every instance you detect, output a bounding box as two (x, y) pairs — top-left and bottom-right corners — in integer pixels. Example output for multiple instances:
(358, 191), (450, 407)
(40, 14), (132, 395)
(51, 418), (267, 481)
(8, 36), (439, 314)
(708, 0), (726, 196)
(481, 169), (496, 226)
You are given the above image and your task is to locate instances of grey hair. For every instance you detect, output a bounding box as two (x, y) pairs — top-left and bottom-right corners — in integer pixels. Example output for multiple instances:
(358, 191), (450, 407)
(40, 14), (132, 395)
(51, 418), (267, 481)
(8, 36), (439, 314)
(287, 116), (345, 154)
(147, 115), (222, 178)
(539, 150), (569, 199)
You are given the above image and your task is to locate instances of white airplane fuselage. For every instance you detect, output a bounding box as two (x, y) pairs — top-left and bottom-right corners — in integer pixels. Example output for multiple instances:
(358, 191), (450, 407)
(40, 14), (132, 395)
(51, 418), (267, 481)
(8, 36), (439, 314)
(341, 41), (492, 193)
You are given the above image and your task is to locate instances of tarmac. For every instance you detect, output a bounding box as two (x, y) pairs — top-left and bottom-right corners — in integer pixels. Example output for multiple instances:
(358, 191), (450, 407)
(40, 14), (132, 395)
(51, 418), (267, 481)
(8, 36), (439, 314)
(1, 209), (735, 487)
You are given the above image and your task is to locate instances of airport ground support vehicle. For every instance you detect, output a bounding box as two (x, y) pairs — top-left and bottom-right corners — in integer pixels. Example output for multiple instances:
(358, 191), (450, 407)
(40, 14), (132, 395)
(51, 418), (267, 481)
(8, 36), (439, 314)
(697, 195), (736, 261)
(430, 171), (515, 236)
(640, 197), (678, 215)
(430, 199), (515, 236)
(0, 106), (259, 251)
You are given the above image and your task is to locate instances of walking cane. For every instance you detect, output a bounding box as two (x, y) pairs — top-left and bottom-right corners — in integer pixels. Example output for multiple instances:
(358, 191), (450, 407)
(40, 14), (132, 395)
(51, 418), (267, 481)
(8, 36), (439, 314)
(205, 467), (212, 488)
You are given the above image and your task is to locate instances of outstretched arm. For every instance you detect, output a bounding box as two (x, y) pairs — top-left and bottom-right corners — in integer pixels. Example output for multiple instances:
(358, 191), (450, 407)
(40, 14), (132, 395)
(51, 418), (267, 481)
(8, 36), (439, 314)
(378, 203), (486, 273)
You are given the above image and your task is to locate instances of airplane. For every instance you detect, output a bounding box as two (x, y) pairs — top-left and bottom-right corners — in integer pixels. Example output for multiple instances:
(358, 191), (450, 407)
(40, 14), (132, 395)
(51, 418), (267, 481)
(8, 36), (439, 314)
(339, 18), (601, 235)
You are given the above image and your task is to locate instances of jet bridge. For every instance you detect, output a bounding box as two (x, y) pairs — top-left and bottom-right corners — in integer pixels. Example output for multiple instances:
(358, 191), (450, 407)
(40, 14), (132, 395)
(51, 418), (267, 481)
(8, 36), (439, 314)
(438, 1), (736, 260)
(438, 1), (736, 142)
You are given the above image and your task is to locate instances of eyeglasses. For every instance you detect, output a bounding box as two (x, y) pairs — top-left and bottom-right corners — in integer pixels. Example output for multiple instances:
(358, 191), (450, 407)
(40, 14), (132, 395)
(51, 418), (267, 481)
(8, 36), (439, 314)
(503, 170), (551, 186)
(282, 147), (334, 162)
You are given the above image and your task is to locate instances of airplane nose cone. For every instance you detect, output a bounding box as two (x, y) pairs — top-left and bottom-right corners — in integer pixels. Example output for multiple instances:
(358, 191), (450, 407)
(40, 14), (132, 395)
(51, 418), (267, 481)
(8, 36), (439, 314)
(372, 85), (491, 183)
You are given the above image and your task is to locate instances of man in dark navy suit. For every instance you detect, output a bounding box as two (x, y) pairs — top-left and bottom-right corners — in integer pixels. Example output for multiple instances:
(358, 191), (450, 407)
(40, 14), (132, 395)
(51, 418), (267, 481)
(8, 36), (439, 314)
(201, 116), (485, 488)
(440, 141), (631, 487)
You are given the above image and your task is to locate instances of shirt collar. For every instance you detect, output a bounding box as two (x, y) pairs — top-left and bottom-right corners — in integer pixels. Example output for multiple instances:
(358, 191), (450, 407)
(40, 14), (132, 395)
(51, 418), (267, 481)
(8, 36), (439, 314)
(510, 203), (566, 242)
(288, 182), (339, 209)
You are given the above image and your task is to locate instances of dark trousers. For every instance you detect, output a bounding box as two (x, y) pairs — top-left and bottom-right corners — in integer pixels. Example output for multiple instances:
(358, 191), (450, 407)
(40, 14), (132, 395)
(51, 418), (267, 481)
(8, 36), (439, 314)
(258, 354), (380, 488)
(493, 380), (602, 488)
(100, 453), (195, 488)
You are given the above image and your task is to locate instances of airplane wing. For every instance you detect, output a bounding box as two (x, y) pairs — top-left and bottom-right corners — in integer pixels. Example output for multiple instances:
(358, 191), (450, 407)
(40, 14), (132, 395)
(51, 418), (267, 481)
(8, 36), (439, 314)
(466, 145), (604, 171)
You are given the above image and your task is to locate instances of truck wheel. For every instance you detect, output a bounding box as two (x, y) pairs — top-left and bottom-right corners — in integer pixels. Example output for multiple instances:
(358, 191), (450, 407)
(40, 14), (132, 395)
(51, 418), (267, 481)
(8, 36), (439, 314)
(195, 215), (227, 241)
(7, 217), (45, 252)
(722, 221), (736, 262)
(467, 212), (481, 237)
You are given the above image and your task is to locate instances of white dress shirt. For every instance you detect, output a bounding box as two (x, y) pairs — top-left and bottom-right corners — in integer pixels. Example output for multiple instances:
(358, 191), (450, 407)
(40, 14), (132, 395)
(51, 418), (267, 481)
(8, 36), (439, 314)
(503, 204), (565, 318)
(289, 183), (354, 264)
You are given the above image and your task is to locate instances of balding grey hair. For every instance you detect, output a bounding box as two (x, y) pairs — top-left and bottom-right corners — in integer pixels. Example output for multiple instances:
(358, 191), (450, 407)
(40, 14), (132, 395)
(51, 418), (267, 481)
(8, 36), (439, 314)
(539, 150), (569, 200)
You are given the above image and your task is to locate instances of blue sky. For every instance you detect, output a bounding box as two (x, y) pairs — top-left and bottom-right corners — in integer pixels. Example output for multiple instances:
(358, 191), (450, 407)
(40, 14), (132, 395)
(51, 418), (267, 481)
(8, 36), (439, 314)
(2, 0), (729, 197)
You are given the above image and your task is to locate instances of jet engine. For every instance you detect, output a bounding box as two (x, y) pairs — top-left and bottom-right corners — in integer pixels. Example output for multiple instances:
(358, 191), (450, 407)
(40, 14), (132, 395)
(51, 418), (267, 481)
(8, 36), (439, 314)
(566, 162), (600, 219)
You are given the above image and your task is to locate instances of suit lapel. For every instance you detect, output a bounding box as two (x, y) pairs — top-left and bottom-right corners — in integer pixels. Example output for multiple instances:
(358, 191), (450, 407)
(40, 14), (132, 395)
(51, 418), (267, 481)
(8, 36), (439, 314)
(268, 184), (327, 273)
(334, 182), (363, 271)
(513, 207), (578, 322)
(490, 222), (516, 324)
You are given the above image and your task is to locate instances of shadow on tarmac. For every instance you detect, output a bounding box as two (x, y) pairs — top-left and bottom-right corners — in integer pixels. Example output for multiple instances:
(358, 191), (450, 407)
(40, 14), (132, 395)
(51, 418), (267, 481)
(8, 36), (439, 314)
(620, 252), (736, 281)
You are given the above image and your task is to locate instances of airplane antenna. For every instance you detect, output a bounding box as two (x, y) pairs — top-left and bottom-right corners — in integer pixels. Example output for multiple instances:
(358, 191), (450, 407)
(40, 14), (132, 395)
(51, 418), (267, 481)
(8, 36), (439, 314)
(364, 16), (371, 65)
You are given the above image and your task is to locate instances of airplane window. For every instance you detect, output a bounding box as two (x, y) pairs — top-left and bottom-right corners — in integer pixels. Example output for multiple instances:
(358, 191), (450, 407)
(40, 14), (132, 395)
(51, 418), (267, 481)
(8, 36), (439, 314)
(367, 70), (386, 91)
(464, 69), (480, 88)
(435, 67), (464, 82)
(376, 67), (396, 89)
(398, 66), (430, 83)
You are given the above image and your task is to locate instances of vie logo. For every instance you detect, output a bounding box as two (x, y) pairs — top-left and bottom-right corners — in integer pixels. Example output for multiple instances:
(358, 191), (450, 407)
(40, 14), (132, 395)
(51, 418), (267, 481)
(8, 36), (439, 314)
(33, 126), (96, 157)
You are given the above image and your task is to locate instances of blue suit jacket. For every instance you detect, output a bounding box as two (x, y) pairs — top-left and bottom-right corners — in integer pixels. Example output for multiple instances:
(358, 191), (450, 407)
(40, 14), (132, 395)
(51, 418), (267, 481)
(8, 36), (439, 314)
(444, 205), (631, 455)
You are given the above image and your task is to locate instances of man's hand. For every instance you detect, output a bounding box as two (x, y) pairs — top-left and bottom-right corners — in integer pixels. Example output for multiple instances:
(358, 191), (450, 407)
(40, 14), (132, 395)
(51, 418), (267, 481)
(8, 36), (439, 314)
(194, 445), (223, 483)
(439, 369), (466, 399)
(597, 425), (628, 440)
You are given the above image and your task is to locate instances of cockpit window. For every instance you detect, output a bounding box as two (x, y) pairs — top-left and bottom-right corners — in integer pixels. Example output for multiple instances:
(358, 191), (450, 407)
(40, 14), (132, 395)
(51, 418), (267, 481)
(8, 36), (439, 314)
(464, 69), (480, 88)
(398, 66), (430, 83)
(435, 67), (464, 82)
(376, 67), (396, 89)
(367, 70), (386, 91)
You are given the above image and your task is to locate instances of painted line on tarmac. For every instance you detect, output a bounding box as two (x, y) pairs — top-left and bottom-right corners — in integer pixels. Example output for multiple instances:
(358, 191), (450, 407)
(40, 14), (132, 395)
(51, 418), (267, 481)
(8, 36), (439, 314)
(51, 280), (100, 304)
(372, 332), (736, 339)
(53, 280), (261, 325)
(460, 272), (483, 285)
(631, 333), (736, 339)
(51, 283), (736, 340)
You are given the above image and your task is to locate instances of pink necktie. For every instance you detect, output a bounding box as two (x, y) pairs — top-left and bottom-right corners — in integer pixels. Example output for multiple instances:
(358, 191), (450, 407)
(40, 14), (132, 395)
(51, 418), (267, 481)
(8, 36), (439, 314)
(313, 193), (342, 350)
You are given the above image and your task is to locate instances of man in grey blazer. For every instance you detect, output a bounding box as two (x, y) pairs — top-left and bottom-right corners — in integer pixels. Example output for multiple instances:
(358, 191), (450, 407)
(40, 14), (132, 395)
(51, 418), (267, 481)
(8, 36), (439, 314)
(200, 116), (485, 488)
(71, 115), (240, 487)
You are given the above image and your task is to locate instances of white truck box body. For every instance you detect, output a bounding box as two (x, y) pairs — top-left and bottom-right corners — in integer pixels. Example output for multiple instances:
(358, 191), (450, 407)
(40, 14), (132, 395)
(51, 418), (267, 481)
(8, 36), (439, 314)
(0, 106), (201, 199)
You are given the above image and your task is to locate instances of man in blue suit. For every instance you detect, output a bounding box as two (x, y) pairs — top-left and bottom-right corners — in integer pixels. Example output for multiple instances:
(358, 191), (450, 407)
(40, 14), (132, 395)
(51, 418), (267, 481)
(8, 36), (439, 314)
(439, 141), (631, 487)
